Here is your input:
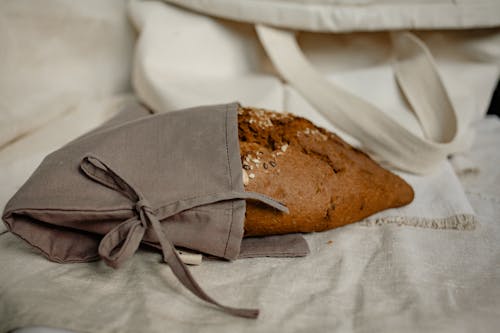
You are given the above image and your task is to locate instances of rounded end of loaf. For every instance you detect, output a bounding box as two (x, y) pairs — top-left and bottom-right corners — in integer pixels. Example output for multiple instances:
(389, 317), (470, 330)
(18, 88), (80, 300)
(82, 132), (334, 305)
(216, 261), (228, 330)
(238, 106), (415, 236)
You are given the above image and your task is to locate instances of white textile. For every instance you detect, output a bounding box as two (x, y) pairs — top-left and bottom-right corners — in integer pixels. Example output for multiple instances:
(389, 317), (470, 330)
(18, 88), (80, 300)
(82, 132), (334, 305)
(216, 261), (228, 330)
(1, 1), (499, 332)
(165, 0), (500, 32)
(2, 115), (500, 333)
(0, 0), (134, 148)
(130, 0), (494, 228)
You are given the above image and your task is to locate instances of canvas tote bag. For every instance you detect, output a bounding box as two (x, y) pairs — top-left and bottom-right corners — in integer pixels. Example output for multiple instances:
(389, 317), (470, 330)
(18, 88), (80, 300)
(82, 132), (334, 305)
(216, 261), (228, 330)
(159, 0), (500, 174)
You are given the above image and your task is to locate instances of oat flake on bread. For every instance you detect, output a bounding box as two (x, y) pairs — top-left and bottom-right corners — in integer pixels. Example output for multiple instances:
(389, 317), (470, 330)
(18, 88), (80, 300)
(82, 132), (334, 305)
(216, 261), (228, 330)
(238, 106), (414, 236)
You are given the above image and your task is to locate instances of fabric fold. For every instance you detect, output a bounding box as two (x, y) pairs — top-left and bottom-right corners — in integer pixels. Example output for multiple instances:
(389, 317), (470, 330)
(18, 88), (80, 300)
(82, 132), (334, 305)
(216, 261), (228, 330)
(2, 101), (307, 318)
(81, 154), (260, 318)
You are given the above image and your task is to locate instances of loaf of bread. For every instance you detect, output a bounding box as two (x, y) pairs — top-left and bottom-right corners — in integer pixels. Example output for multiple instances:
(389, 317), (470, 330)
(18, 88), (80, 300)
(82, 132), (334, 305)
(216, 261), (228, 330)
(238, 107), (414, 236)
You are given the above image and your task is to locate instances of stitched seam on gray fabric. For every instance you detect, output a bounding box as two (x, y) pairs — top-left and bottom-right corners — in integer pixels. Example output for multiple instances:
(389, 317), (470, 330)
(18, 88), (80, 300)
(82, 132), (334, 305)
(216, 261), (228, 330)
(48, 255), (101, 263)
(7, 193), (240, 214)
(223, 200), (234, 257)
(159, 189), (284, 212)
(155, 192), (240, 212)
(239, 249), (305, 255)
(37, 252), (101, 263)
(5, 207), (132, 213)
(225, 104), (233, 190)
(6, 190), (281, 220)
(239, 252), (308, 257)
(180, 206), (233, 214)
(7, 205), (235, 215)
(223, 104), (235, 257)
(7, 230), (100, 262)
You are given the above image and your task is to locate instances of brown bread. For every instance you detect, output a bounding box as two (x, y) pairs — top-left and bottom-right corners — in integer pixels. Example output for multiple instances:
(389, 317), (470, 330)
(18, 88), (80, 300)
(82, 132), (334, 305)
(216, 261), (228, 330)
(238, 107), (414, 236)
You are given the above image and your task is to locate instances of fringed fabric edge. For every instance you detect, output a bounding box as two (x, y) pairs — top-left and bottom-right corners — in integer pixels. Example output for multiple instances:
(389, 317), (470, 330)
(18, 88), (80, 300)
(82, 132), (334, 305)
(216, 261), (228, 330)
(359, 214), (477, 230)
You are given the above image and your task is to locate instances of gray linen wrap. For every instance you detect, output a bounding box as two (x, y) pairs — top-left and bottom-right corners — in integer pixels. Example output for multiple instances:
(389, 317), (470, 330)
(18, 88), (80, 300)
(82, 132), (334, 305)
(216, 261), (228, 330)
(2, 102), (309, 318)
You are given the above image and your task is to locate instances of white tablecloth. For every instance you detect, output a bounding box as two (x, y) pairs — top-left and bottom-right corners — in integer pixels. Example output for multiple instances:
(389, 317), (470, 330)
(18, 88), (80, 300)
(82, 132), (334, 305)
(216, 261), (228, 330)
(1, 1), (499, 331)
(1, 105), (499, 333)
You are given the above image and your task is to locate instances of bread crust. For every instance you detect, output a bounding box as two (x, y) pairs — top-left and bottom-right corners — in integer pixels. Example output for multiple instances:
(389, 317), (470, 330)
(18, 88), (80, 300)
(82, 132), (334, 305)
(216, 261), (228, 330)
(238, 107), (414, 236)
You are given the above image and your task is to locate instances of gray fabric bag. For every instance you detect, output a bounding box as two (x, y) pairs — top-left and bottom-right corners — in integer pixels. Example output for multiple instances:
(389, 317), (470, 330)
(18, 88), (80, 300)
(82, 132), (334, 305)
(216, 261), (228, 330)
(2, 101), (309, 318)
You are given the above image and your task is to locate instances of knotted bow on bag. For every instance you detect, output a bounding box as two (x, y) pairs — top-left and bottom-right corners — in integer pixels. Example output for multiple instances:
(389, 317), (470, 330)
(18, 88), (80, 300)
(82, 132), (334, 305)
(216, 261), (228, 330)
(3, 102), (301, 319)
(80, 154), (288, 318)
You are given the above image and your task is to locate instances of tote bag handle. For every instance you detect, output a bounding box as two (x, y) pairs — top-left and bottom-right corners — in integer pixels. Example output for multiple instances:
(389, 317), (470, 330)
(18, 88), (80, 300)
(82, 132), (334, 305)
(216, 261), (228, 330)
(256, 25), (470, 174)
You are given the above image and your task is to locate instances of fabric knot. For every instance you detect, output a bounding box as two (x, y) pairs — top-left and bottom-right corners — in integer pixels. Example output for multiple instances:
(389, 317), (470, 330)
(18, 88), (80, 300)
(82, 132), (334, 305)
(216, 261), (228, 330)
(135, 198), (153, 214)
(80, 154), (260, 319)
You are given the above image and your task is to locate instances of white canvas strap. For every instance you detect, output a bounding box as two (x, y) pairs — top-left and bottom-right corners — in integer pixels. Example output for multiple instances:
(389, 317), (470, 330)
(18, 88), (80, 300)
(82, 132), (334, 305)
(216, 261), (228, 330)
(256, 25), (469, 174)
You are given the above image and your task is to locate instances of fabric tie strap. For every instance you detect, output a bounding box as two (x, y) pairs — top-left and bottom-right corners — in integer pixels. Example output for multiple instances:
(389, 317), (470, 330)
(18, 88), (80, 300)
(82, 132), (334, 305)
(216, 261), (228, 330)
(255, 26), (470, 174)
(80, 154), (287, 318)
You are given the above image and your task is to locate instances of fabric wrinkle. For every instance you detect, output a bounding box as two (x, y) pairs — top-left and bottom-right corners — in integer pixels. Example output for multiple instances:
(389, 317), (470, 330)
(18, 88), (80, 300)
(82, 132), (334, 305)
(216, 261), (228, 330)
(80, 154), (261, 318)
